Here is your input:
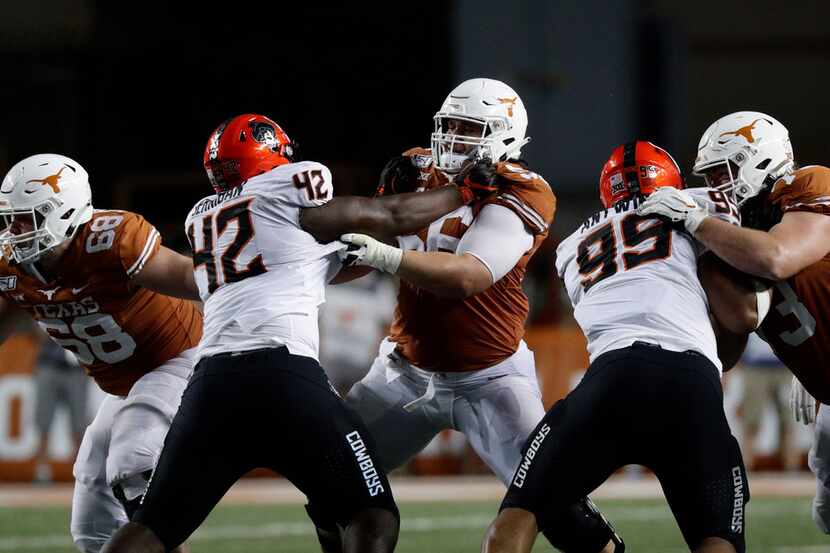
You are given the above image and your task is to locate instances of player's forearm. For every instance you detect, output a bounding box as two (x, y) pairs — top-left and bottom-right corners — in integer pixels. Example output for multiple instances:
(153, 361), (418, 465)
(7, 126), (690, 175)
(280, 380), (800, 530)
(397, 251), (490, 299)
(133, 248), (201, 301)
(695, 217), (789, 280)
(303, 187), (465, 243)
(364, 187), (466, 237)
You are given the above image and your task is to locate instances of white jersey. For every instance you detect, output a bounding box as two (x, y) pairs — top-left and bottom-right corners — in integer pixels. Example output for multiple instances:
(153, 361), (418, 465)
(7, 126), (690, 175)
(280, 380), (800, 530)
(555, 188), (740, 373)
(185, 161), (344, 362)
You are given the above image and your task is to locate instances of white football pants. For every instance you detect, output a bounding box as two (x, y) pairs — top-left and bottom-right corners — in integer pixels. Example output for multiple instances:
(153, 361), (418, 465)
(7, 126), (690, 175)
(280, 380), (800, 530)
(70, 350), (194, 553)
(810, 402), (830, 534)
(345, 338), (545, 485)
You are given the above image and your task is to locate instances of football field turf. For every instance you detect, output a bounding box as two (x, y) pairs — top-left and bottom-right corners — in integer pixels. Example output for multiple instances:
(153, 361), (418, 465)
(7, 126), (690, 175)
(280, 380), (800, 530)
(0, 497), (826, 553)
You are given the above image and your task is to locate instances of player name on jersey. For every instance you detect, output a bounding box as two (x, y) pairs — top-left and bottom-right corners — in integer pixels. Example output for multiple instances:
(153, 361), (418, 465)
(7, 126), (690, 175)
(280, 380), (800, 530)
(578, 195), (644, 233)
(190, 185), (244, 216)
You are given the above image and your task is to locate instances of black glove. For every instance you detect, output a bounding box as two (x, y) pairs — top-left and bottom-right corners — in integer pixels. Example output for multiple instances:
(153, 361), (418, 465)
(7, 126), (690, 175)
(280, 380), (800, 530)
(376, 155), (420, 196)
(455, 158), (500, 200)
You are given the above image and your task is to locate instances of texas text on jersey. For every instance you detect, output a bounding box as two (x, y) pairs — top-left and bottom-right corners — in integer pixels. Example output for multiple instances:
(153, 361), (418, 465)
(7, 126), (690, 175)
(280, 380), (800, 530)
(0, 210), (202, 396)
(556, 187), (740, 372)
(750, 165), (830, 402)
(184, 160), (344, 362)
(388, 147), (555, 371)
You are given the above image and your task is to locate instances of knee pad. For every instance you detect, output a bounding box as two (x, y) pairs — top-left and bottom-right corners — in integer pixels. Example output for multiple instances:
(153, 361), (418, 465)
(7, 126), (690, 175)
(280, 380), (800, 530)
(112, 470), (152, 520)
(540, 497), (625, 553)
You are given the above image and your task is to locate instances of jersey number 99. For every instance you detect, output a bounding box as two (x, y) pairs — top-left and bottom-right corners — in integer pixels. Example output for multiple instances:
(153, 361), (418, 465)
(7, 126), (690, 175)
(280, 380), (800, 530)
(577, 215), (673, 291)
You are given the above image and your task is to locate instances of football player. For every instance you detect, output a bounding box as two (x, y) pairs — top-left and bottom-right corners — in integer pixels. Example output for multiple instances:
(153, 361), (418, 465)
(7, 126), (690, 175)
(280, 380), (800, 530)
(638, 111), (830, 535)
(324, 78), (625, 553)
(482, 141), (761, 553)
(99, 113), (489, 553)
(0, 154), (202, 553)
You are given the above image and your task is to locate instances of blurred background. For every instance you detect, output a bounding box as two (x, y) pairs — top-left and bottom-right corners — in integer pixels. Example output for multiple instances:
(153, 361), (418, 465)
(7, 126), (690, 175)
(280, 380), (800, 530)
(0, 0), (826, 483)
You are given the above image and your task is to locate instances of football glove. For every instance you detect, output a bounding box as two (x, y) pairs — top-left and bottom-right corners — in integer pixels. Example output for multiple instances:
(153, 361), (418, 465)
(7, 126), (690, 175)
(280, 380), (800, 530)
(456, 158), (500, 200)
(339, 233), (403, 274)
(376, 155), (420, 196)
(790, 375), (817, 425)
(637, 186), (709, 234)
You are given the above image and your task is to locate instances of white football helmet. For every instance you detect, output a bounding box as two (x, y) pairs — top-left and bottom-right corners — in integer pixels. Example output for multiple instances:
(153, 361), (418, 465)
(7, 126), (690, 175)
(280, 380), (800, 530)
(431, 78), (530, 174)
(0, 154), (93, 263)
(693, 111), (794, 205)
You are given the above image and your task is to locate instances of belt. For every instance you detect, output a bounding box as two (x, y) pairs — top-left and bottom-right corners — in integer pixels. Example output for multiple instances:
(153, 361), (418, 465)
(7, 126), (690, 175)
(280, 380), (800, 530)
(631, 341), (704, 358)
(195, 346), (288, 370)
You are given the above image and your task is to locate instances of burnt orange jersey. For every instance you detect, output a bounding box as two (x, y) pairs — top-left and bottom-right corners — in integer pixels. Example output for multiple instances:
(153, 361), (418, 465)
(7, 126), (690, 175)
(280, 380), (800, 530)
(388, 148), (556, 371)
(756, 166), (830, 402)
(0, 210), (202, 396)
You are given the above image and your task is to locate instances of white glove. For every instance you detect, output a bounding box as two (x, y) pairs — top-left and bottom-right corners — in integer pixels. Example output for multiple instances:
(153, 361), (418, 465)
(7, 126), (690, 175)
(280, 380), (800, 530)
(790, 375), (817, 425)
(339, 233), (403, 274)
(637, 187), (709, 234)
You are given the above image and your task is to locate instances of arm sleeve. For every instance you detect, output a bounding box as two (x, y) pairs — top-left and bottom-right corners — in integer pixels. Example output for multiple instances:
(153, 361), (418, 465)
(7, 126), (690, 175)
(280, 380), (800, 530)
(457, 204), (534, 282)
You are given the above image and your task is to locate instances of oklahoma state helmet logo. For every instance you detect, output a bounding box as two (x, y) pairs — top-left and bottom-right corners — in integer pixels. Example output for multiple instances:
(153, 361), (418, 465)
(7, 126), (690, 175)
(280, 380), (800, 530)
(25, 166), (66, 193)
(718, 118), (771, 144)
(249, 122), (279, 150)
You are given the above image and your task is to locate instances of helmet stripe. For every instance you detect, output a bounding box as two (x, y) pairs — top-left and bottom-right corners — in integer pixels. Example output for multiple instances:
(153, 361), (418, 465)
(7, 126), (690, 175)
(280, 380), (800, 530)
(622, 141), (641, 197)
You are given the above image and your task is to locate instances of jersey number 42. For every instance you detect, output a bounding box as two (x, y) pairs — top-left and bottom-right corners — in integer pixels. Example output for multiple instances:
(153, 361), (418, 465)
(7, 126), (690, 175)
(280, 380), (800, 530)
(187, 200), (266, 294)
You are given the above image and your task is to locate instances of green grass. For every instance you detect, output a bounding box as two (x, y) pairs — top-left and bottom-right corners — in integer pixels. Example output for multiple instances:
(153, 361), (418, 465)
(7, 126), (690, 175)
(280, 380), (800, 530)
(0, 497), (826, 552)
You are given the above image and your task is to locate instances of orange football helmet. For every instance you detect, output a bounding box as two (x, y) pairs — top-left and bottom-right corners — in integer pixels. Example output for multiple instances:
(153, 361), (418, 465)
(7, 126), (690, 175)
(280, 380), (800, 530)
(599, 141), (684, 208)
(203, 114), (298, 193)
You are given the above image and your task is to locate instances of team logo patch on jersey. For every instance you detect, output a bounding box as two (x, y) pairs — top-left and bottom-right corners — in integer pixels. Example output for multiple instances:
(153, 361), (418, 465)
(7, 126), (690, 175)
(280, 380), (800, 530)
(37, 286), (60, 300)
(0, 275), (17, 291)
